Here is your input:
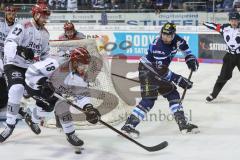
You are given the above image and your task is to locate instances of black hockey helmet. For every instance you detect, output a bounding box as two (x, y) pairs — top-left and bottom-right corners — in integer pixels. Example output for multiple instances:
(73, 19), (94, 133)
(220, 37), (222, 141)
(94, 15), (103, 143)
(229, 11), (240, 20)
(161, 22), (176, 35)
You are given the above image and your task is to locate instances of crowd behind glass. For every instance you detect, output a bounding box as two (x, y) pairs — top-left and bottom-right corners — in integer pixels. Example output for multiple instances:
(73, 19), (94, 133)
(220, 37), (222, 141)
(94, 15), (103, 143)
(0, 0), (239, 12)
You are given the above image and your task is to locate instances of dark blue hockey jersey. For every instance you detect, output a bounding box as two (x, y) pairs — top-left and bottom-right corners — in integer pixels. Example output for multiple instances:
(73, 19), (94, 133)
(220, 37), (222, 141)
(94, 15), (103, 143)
(145, 34), (191, 67)
(139, 34), (193, 80)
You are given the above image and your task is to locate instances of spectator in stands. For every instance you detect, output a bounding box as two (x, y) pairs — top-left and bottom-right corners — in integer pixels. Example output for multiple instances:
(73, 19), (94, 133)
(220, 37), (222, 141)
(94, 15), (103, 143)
(138, 0), (155, 10)
(67, 0), (78, 11)
(146, 0), (155, 9)
(223, 0), (234, 11)
(48, 0), (66, 10)
(154, 0), (173, 13)
(183, 0), (207, 11)
(233, 0), (240, 11)
(106, 0), (120, 10)
(91, 0), (105, 8)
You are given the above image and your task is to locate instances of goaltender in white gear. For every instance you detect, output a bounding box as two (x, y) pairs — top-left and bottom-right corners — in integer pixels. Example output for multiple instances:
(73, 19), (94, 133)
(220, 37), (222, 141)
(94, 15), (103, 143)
(24, 47), (101, 147)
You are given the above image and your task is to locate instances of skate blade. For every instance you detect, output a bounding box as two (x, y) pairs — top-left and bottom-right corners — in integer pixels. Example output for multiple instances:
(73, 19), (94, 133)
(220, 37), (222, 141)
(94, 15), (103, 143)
(118, 130), (140, 139)
(181, 128), (200, 134)
(205, 100), (214, 103)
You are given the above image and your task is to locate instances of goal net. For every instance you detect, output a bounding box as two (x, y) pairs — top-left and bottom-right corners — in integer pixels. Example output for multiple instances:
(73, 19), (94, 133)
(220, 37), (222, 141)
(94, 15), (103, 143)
(42, 38), (131, 129)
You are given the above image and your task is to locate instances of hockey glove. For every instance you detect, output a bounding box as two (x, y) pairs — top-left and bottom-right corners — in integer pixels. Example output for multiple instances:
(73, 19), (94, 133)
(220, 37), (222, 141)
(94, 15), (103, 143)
(37, 77), (55, 99)
(83, 104), (101, 124)
(17, 46), (34, 60)
(185, 54), (199, 71)
(172, 73), (193, 89)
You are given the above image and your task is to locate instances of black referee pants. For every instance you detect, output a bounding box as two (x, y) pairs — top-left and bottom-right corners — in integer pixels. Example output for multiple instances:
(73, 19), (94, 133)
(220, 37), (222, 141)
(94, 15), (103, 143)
(211, 53), (240, 98)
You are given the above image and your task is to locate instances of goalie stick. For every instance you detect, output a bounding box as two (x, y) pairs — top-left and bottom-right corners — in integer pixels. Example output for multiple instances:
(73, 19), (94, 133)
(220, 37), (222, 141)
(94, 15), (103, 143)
(53, 92), (168, 152)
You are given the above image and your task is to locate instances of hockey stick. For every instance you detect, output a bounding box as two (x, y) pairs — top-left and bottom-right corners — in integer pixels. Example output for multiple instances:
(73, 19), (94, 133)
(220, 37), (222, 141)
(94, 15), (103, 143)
(112, 69), (193, 104)
(53, 92), (168, 152)
(180, 70), (193, 104)
(111, 73), (140, 83)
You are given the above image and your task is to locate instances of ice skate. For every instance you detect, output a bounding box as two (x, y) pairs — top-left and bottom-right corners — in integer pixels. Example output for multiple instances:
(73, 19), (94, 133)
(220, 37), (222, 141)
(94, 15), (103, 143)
(66, 131), (84, 147)
(206, 94), (215, 102)
(0, 123), (15, 143)
(121, 124), (140, 138)
(121, 114), (140, 138)
(19, 108), (41, 135)
(174, 110), (200, 134)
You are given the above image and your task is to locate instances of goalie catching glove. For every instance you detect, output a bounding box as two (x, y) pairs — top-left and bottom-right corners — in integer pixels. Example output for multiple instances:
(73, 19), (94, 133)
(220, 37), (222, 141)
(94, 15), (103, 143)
(37, 77), (55, 99)
(83, 104), (101, 124)
(16, 46), (34, 60)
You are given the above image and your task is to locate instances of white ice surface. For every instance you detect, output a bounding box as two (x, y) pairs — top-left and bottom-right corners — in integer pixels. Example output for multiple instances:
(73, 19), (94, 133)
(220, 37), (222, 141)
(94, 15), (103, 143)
(1, 62), (240, 160)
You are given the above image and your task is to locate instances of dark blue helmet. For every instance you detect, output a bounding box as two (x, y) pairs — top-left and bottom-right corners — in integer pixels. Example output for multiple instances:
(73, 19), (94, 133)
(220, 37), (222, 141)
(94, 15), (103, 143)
(161, 22), (176, 35)
(229, 12), (240, 20)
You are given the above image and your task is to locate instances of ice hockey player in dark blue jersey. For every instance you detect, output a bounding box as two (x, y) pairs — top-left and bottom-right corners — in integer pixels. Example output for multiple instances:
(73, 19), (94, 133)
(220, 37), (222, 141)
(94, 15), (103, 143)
(121, 22), (200, 137)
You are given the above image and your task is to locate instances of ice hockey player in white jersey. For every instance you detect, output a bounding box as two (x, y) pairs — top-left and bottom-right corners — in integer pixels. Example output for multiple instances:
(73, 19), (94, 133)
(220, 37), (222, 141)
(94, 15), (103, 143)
(55, 21), (86, 128)
(24, 47), (101, 147)
(58, 22), (86, 40)
(0, 5), (17, 110)
(0, 1), (51, 142)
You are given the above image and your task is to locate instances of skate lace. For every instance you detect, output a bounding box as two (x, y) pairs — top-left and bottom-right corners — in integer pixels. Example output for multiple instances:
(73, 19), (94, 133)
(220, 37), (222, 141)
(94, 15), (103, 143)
(70, 134), (80, 142)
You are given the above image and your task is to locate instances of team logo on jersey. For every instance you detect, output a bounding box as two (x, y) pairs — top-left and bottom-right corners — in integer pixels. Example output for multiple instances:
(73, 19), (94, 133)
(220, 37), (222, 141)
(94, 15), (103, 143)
(27, 42), (41, 52)
(152, 50), (165, 55)
(12, 71), (22, 79)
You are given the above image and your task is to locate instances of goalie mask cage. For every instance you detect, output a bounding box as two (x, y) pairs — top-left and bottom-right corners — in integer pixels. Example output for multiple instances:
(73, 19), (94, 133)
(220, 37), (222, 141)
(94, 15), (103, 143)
(43, 39), (132, 129)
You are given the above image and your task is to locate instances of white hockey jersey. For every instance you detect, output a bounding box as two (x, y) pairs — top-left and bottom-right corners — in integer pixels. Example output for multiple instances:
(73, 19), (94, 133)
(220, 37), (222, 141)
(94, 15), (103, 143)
(25, 57), (59, 90)
(4, 19), (50, 68)
(0, 18), (15, 74)
(25, 58), (90, 109)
